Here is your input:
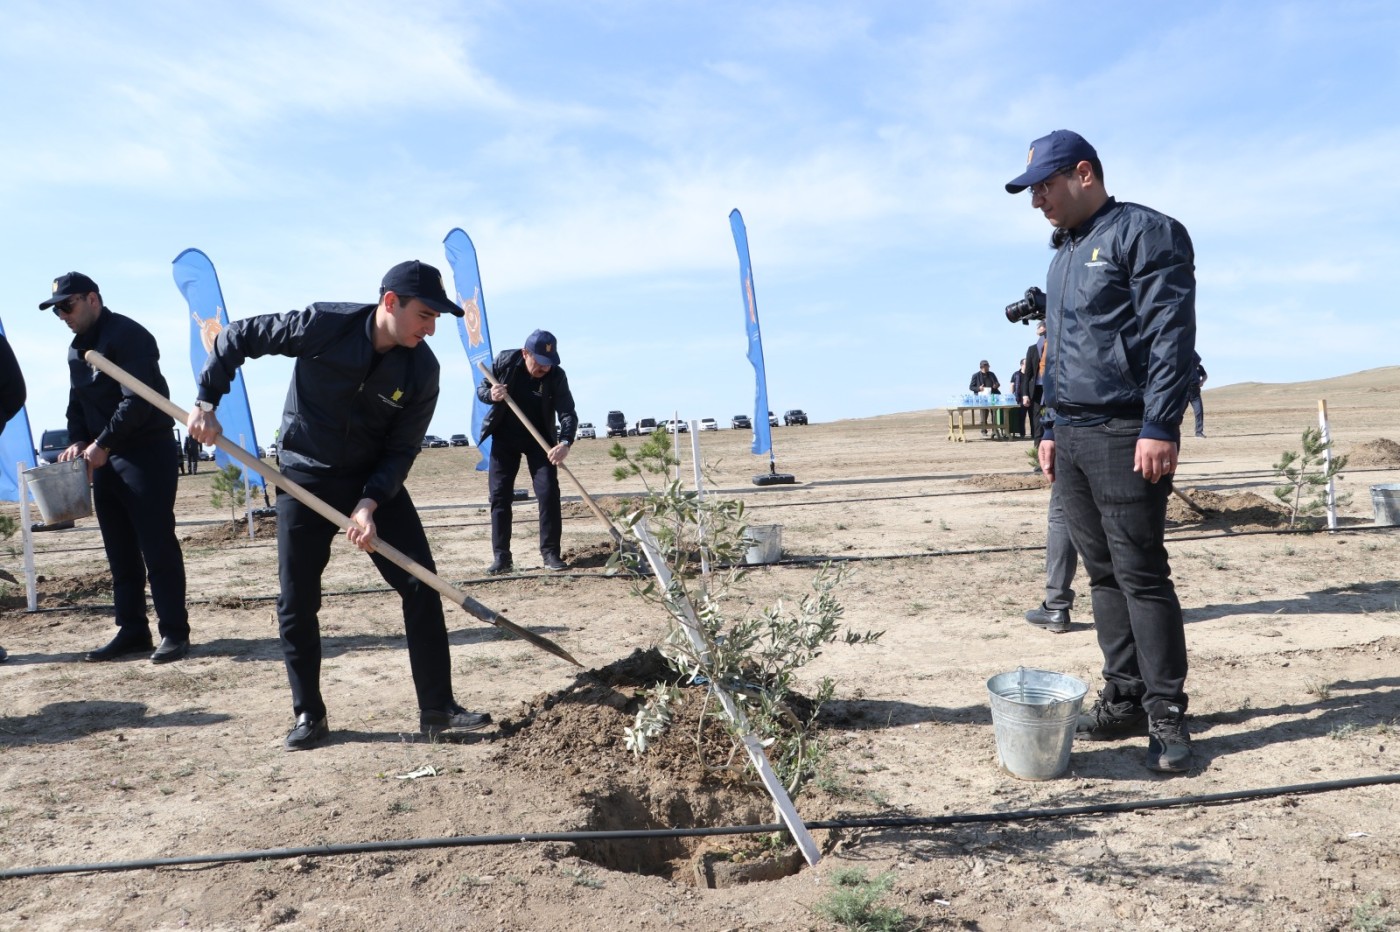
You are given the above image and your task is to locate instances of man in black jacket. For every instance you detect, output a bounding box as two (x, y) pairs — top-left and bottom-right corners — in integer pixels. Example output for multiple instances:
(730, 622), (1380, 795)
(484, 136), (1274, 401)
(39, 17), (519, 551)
(477, 330), (577, 574)
(1007, 130), (1197, 774)
(0, 332), (25, 663)
(189, 260), (490, 751)
(42, 272), (191, 664)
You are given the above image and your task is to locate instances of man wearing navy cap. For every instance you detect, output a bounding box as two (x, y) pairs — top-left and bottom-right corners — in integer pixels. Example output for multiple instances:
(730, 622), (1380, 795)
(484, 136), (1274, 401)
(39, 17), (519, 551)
(42, 272), (191, 664)
(1007, 130), (1198, 773)
(477, 330), (578, 574)
(189, 260), (492, 750)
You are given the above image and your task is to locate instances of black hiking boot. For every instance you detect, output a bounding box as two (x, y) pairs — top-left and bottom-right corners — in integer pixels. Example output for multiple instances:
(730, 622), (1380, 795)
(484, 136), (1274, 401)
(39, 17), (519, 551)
(1077, 686), (1148, 740)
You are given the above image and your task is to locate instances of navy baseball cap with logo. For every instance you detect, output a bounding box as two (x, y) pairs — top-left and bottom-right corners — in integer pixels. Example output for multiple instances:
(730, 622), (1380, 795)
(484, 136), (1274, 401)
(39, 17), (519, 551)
(1005, 130), (1098, 194)
(39, 271), (100, 309)
(380, 260), (463, 317)
(524, 329), (560, 366)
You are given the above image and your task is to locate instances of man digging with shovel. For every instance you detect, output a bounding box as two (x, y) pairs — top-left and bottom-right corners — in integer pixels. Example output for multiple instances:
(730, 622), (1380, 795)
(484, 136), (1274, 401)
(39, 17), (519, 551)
(188, 260), (493, 750)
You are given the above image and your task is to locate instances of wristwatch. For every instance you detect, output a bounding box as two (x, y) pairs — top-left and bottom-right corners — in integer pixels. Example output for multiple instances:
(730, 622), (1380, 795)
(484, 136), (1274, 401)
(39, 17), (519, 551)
(193, 400), (215, 412)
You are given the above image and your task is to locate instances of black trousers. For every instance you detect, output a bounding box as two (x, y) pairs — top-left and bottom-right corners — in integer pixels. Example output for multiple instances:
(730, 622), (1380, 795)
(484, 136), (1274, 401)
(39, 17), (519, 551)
(275, 470), (453, 720)
(487, 438), (562, 560)
(91, 438), (189, 641)
(1052, 419), (1188, 716)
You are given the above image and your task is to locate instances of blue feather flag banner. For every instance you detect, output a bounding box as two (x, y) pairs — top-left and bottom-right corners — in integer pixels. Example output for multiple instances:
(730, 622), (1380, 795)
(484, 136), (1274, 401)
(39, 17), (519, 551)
(171, 248), (265, 489)
(443, 228), (496, 472)
(729, 209), (773, 456)
(0, 318), (37, 502)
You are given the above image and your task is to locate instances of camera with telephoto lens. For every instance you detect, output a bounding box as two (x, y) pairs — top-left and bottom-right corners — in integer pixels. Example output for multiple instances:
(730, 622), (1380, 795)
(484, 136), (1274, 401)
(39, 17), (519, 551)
(1005, 286), (1047, 324)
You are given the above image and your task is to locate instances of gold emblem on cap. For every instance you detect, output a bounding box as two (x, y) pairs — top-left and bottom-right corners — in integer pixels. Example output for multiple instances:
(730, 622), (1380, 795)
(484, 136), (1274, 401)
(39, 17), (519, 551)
(544, 343), (553, 353)
(52, 281), (60, 294)
(1026, 146), (1035, 165)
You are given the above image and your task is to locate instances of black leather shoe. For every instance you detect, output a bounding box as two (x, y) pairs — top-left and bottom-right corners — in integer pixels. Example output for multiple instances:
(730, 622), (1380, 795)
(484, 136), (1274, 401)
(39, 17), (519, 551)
(1024, 603), (1071, 633)
(486, 556), (513, 575)
(284, 713), (329, 751)
(420, 704), (493, 738)
(85, 632), (155, 662)
(150, 638), (190, 664)
(541, 552), (568, 571)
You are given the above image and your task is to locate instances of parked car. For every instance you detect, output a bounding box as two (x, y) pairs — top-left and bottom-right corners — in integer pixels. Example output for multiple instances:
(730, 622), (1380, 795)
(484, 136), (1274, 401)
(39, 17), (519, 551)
(629, 417), (658, 436)
(422, 435), (449, 448)
(38, 428), (69, 465)
(700, 418), (718, 431)
(449, 434), (470, 447)
(783, 409), (809, 426)
(577, 423), (596, 440)
(663, 418), (689, 433)
(731, 414), (751, 430)
(768, 410), (779, 427)
(605, 410), (628, 438)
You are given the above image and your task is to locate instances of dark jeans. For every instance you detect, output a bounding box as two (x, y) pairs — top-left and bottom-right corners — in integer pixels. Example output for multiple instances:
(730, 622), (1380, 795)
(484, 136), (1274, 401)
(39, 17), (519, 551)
(487, 439), (562, 560)
(275, 470), (453, 719)
(1052, 419), (1188, 716)
(91, 439), (189, 641)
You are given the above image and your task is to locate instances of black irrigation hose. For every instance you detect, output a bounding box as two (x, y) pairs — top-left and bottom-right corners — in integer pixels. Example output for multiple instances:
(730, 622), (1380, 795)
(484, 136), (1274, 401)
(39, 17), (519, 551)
(26, 522), (1397, 615)
(3, 772), (1397, 880)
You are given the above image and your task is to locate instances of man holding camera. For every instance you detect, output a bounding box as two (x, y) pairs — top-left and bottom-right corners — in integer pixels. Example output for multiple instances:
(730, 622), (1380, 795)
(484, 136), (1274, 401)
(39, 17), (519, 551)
(1006, 130), (1197, 773)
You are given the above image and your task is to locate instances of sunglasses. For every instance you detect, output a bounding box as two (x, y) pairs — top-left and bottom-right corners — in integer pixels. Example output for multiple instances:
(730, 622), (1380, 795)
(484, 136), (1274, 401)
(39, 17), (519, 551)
(51, 297), (81, 316)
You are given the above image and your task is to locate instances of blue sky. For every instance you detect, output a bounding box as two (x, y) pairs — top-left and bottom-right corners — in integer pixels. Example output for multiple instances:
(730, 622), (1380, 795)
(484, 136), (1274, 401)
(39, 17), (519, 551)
(2, 1), (1397, 451)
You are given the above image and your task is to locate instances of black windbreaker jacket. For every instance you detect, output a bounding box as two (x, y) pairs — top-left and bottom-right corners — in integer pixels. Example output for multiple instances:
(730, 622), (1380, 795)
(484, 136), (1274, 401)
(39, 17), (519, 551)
(476, 349), (577, 446)
(66, 307), (175, 453)
(1043, 197), (1196, 443)
(198, 302), (438, 505)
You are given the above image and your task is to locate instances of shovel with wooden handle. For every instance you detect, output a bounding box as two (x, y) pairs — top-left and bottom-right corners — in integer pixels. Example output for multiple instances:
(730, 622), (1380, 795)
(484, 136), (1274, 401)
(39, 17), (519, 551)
(475, 360), (627, 549)
(84, 350), (581, 668)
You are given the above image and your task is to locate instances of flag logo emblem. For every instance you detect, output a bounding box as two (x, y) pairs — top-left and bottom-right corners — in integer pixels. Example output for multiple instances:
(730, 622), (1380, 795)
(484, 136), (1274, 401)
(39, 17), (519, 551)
(460, 288), (484, 348)
(391, 389), (404, 402)
(192, 309), (223, 352)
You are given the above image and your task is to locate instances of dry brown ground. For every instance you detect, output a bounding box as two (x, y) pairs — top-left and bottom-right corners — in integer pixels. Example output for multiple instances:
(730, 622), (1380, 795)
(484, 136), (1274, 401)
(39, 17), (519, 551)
(3, 369), (1400, 931)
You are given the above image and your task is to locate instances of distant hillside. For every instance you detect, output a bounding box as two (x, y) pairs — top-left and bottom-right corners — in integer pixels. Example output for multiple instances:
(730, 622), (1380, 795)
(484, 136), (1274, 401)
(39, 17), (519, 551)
(1206, 366), (1400, 404)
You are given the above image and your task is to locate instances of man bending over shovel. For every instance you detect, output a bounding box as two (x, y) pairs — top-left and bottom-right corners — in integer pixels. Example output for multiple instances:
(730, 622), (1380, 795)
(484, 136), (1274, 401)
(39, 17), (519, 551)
(188, 260), (492, 751)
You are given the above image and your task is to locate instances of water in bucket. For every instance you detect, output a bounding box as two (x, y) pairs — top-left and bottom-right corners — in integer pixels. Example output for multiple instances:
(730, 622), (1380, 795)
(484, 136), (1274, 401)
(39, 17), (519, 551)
(986, 668), (1088, 780)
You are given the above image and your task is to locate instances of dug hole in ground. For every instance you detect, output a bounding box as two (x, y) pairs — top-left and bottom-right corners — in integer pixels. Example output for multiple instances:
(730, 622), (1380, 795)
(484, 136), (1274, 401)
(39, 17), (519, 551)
(2, 370), (1400, 930)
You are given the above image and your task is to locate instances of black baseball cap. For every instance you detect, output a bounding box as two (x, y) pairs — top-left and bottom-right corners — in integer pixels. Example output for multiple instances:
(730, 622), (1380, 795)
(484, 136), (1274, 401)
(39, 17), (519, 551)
(39, 271), (100, 310)
(1005, 130), (1098, 194)
(524, 329), (560, 366)
(380, 260), (463, 317)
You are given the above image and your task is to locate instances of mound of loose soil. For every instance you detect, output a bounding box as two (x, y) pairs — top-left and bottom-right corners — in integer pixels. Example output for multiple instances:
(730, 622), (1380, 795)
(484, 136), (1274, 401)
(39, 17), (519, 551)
(1167, 487), (1290, 529)
(181, 514), (278, 545)
(563, 540), (617, 569)
(560, 494), (638, 521)
(962, 474), (1048, 492)
(0, 571), (113, 612)
(492, 648), (826, 884)
(1346, 438), (1400, 467)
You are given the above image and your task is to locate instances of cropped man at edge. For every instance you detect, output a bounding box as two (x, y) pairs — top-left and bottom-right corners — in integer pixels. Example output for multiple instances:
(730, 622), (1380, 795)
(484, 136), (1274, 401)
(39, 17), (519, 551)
(188, 260), (491, 750)
(42, 272), (191, 664)
(1006, 129), (1198, 773)
(0, 332), (27, 663)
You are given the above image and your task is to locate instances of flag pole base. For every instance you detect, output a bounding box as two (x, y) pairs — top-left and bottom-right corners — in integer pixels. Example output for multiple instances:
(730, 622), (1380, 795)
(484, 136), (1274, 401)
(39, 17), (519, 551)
(752, 472), (795, 486)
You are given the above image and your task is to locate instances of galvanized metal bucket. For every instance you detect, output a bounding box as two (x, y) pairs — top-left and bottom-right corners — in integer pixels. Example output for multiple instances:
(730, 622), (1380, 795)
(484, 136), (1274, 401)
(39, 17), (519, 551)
(742, 524), (782, 564)
(23, 459), (92, 525)
(1370, 484), (1400, 526)
(987, 667), (1088, 781)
